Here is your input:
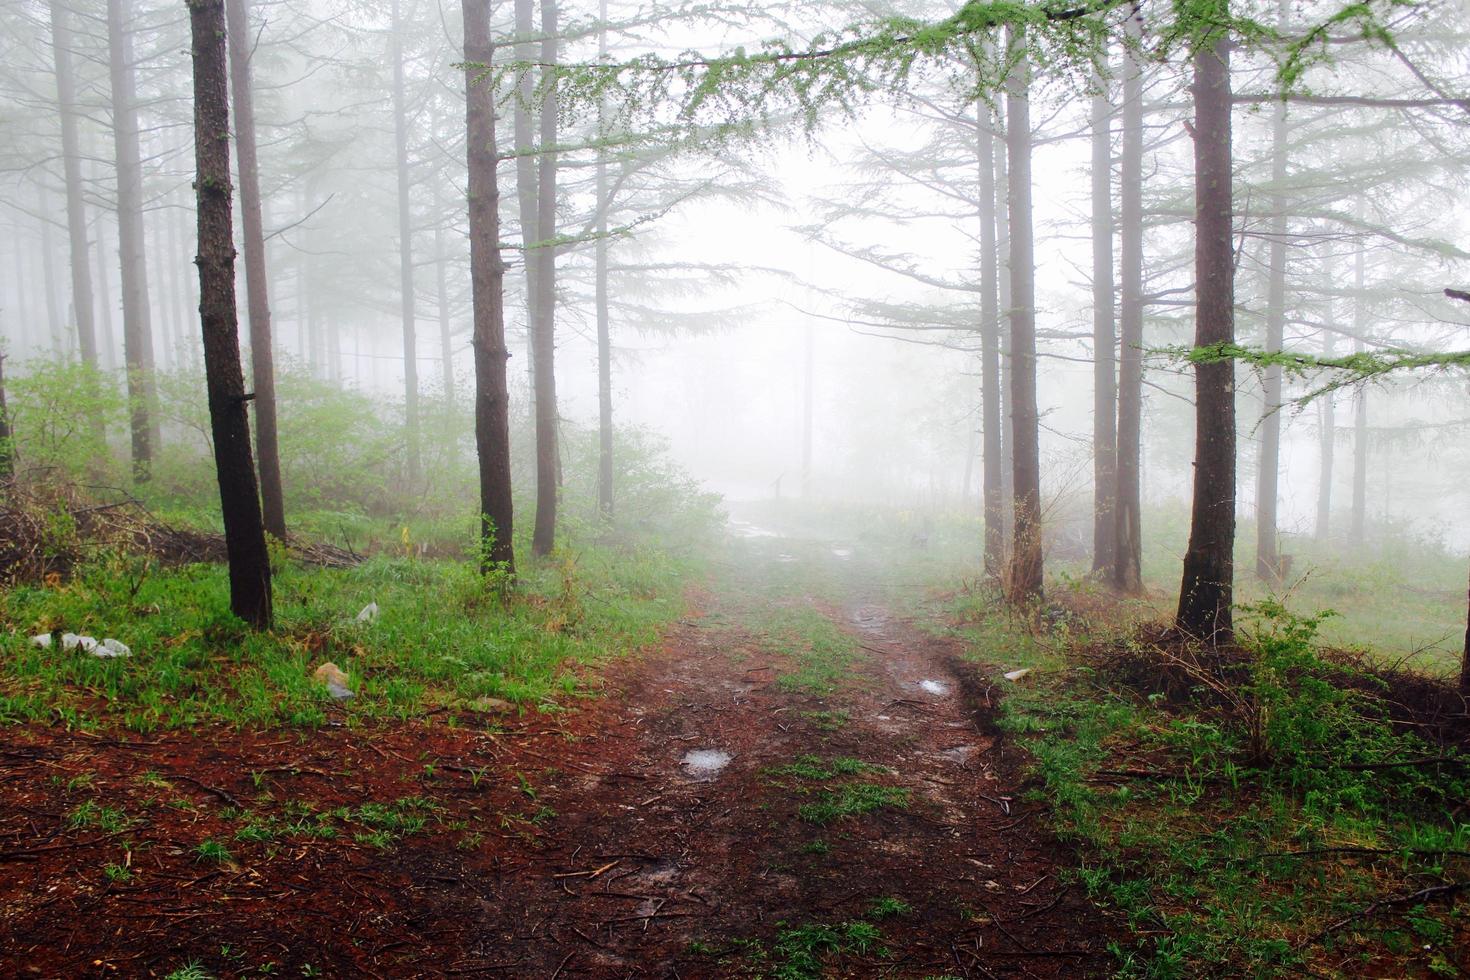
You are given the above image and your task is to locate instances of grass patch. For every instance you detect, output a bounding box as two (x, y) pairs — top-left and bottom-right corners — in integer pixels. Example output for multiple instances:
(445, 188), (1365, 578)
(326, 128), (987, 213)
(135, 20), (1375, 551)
(0, 539), (694, 731)
(952, 591), (1470, 977)
(798, 783), (909, 826)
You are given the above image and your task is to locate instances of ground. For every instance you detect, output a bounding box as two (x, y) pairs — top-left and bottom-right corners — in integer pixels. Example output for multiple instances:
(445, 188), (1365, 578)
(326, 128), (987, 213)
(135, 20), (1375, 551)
(0, 528), (1110, 978)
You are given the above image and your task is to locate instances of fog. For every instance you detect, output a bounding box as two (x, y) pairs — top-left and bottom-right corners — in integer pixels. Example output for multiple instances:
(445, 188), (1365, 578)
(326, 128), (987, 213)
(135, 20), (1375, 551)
(3, 0), (1470, 580)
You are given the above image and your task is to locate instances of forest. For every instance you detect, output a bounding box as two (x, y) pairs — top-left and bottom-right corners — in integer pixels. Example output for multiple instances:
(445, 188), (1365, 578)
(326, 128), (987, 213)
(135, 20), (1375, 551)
(0, 0), (1468, 975)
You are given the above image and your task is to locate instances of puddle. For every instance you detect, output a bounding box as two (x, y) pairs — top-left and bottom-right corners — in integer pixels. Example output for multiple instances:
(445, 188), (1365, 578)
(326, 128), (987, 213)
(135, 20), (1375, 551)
(919, 679), (948, 696)
(728, 520), (781, 539)
(681, 749), (732, 779)
(939, 745), (977, 765)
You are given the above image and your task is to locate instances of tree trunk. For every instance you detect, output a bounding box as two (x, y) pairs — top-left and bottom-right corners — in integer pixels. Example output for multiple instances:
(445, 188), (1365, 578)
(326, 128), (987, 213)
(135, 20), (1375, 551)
(435, 216), (454, 403)
(189, 0), (272, 629)
(1004, 31), (1042, 603)
(514, 0), (538, 382)
(49, 0), (98, 366)
(977, 103), (1004, 578)
(0, 350), (12, 483)
(1175, 17), (1236, 644)
(40, 190), (66, 356)
(530, 0), (559, 557)
(1351, 227), (1368, 543)
(464, 0), (515, 576)
(107, 0), (158, 482)
(226, 0), (286, 540)
(91, 170), (118, 369)
(1462, 564), (1470, 695)
(1113, 2), (1145, 593)
(1091, 62), (1117, 574)
(1315, 302), (1336, 541)
(995, 96), (1015, 553)
(595, 4), (613, 519)
(1255, 99), (1287, 580)
(390, 0), (420, 485)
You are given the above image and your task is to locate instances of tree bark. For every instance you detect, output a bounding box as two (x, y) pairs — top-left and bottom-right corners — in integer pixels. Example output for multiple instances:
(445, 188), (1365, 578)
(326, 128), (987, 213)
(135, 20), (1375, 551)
(1315, 284), (1336, 541)
(107, 0), (158, 482)
(1175, 17), (1236, 644)
(464, 0), (515, 575)
(1091, 62), (1117, 574)
(1004, 31), (1043, 603)
(1255, 98), (1287, 580)
(189, 0), (272, 629)
(0, 350), (12, 483)
(1351, 225), (1368, 543)
(1112, 2), (1145, 593)
(976, 101), (1003, 578)
(514, 0), (538, 383)
(530, 0), (559, 557)
(390, 0), (420, 485)
(49, 0), (98, 366)
(995, 101), (1014, 551)
(226, 0), (286, 540)
(594, 1), (613, 519)
(435, 215), (454, 403)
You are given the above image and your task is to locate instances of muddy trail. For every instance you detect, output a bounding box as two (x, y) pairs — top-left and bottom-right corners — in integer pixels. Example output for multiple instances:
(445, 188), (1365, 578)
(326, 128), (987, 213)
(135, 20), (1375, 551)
(1, 526), (1110, 978)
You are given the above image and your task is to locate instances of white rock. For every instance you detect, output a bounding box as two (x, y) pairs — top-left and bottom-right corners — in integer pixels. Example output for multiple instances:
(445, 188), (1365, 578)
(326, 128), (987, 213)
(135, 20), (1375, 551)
(62, 633), (98, 653)
(1002, 668), (1032, 682)
(95, 638), (132, 658)
(356, 602), (379, 623)
(29, 633), (53, 649)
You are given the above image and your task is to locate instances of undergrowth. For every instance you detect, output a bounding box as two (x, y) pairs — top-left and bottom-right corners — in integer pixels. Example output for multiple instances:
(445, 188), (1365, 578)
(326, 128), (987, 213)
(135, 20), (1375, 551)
(0, 532), (700, 732)
(947, 585), (1469, 978)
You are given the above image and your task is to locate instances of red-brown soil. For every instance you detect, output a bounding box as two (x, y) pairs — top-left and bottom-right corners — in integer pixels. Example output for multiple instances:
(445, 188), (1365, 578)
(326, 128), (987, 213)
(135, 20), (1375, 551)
(1, 587), (1111, 978)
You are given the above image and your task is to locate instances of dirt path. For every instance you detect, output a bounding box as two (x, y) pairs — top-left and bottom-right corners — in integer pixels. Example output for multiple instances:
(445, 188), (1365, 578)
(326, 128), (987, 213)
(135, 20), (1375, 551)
(1, 547), (1110, 978)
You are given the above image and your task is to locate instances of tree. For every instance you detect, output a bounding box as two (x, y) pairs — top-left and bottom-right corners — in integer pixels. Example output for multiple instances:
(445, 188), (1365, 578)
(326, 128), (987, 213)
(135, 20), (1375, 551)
(48, 0), (97, 366)
(977, 101), (1004, 578)
(225, 0), (286, 540)
(1174, 5), (1236, 644)
(1090, 53), (1117, 574)
(188, 0), (272, 629)
(530, 0), (561, 557)
(391, 0), (421, 486)
(1004, 29), (1042, 602)
(107, 0), (159, 481)
(1111, 1), (1144, 593)
(594, 0), (614, 518)
(1253, 94), (1288, 579)
(464, 0), (516, 575)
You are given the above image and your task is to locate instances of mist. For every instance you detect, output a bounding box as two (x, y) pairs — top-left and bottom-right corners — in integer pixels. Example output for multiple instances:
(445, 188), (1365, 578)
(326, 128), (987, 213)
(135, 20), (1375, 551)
(1, 0), (1469, 974)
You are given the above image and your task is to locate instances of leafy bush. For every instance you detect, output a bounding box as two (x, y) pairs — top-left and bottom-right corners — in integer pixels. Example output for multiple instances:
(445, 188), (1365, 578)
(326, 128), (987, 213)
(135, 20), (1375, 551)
(5, 359), (126, 484)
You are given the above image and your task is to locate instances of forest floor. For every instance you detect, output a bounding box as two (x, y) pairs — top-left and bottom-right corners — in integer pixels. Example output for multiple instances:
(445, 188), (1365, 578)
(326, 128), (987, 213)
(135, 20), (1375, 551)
(0, 523), (1109, 978)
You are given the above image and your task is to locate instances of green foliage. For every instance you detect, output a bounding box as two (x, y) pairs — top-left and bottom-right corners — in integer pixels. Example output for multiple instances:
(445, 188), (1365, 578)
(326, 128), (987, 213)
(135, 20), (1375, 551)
(771, 919), (886, 979)
(5, 359), (125, 484)
(797, 783), (910, 826)
(957, 591), (1470, 976)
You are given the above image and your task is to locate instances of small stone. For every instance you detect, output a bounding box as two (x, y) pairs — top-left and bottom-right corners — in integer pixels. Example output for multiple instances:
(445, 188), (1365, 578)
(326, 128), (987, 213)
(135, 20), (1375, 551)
(62, 633), (98, 653)
(313, 662), (353, 700)
(93, 638), (132, 658)
(1002, 668), (1032, 682)
(356, 602), (379, 623)
(470, 696), (513, 713)
(29, 633), (52, 649)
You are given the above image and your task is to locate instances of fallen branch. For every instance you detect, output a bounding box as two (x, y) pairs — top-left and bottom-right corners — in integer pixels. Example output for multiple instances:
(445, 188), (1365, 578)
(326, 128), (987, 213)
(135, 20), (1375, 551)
(1300, 880), (1470, 947)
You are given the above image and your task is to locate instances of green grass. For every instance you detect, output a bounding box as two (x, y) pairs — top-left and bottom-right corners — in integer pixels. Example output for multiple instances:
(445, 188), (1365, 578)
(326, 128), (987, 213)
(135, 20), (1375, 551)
(948, 592), (1470, 978)
(797, 783), (910, 826)
(0, 538), (694, 731)
(768, 755), (881, 781)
